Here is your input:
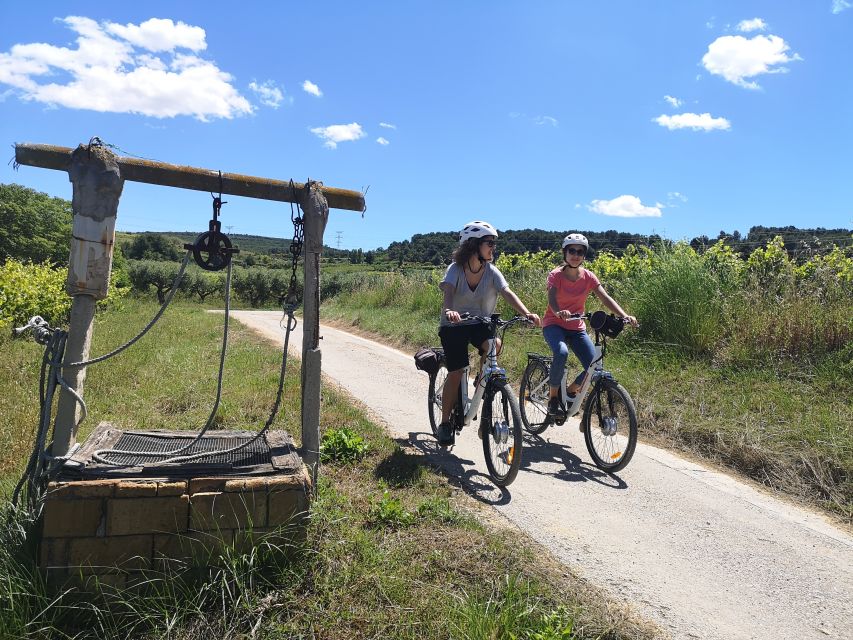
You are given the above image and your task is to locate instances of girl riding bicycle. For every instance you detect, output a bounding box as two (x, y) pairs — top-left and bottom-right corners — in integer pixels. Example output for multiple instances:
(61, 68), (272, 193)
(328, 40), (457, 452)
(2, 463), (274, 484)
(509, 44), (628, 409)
(437, 220), (541, 447)
(543, 233), (638, 420)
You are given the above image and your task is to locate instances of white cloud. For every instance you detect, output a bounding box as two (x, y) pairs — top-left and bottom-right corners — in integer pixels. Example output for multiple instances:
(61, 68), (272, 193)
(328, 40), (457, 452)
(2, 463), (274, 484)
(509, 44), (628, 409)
(832, 1), (852, 14)
(737, 18), (767, 32)
(664, 95), (682, 108)
(379, 122), (396, 129)
(588, 195), (662, 218)
(702, 34), (800, 89)
(106, 17), (206, 52)
(534, 115), (558, 126)
(249, 80), (286, 108)
(302, 79), (322, 97)
(667, 191), (688, 203)
(310, 122), (365, 149)
(0, 16), (252, 120)
(376, 137), (389, 145)
(654, 112), (731, 131)
(510, 112), (558, 126)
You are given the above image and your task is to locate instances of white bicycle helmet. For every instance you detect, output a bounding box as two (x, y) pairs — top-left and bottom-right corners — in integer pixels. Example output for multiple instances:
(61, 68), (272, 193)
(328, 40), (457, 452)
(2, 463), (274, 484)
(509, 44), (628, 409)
(459, 220), (499, 244)
(562, 233), (589, 251)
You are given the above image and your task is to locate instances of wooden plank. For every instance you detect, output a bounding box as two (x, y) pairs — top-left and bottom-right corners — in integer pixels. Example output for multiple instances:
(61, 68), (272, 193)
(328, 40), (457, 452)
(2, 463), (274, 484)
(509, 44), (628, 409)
(15, 143), (366, 212)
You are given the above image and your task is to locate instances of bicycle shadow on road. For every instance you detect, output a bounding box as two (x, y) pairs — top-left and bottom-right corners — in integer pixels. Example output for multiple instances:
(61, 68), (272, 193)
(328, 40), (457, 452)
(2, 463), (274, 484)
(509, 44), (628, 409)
(406, 431), (514, 507)
(519, 433), (628, 490)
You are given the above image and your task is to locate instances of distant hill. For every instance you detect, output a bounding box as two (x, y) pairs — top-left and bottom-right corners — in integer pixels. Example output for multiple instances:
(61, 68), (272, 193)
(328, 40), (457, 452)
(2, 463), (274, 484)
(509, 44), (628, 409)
(116, 225), (851, 266)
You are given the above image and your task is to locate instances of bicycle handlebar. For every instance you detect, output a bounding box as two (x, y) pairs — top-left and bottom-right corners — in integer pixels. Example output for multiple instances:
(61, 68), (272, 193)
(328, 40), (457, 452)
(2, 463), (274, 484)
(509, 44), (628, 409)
(458, 312), (533, 328)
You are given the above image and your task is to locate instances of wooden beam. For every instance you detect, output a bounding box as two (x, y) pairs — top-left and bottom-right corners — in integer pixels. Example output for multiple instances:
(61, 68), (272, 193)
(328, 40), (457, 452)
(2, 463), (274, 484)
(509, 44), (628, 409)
(14, 143), (365, 212)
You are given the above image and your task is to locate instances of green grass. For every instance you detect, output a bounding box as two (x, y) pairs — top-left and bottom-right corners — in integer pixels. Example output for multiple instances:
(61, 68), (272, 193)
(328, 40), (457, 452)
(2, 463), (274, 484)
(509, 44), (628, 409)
(0, 298), (658, 639)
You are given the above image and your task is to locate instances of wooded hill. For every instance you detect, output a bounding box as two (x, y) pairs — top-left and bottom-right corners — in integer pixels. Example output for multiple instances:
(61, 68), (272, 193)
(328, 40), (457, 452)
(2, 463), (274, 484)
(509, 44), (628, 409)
(2, 183), (850, 268)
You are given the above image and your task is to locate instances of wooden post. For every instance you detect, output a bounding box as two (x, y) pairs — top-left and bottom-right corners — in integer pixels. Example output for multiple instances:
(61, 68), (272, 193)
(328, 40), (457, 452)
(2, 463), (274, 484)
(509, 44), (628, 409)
(54, 145), (124, 456)
(299, 182), (329, 488)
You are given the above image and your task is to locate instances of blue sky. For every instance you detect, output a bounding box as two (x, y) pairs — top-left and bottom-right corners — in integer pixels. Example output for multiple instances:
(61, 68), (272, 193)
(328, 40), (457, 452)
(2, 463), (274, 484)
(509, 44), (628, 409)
(1, 1), (851, 251)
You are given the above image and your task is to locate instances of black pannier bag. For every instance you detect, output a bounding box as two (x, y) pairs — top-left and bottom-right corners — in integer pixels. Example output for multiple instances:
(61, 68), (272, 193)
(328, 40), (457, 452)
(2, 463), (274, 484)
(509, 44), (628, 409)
(589, 310), (624, 338)
(414, 347), (442, 375)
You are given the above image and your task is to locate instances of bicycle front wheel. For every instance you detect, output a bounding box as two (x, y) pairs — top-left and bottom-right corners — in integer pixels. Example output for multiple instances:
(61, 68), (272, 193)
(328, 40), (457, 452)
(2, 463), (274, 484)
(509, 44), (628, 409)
(519, 360), (551, 435)
(583, 380), (637, 472)
(481, 379), (523, 486)
(428, 364), (449, 438)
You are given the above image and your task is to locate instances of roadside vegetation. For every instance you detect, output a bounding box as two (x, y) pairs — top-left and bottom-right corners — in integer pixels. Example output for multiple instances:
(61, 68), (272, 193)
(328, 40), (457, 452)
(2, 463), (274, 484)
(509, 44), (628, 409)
(0, 300), (658, 639)
(319, 239), (853, 522)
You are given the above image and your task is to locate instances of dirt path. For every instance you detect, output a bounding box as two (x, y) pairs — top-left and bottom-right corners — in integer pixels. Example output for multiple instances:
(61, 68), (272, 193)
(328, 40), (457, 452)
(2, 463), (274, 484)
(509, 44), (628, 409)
(232, 310), (853, 640)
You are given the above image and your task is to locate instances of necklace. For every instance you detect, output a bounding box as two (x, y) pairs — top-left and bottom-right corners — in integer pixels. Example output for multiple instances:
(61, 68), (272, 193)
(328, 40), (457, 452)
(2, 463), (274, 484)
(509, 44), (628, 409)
(467, 259), (484, 274)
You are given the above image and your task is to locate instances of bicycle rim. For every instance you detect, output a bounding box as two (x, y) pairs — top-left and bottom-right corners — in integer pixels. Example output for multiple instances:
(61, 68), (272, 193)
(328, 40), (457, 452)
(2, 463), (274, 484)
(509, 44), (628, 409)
(482, 380), (523, 486)
(583, 381), (637, 472)
(428, 365), (448, 437)
(520, 361), (551, 435)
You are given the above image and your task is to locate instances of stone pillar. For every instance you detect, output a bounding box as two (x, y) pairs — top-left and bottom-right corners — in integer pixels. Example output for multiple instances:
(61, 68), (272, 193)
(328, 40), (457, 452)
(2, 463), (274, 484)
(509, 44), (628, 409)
(299, 182), (329, 487)
(53, 144), (124, 457)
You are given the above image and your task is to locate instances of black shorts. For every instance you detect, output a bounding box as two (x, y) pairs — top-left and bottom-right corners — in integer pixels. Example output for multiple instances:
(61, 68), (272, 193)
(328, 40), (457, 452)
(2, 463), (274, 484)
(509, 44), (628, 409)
(438, 322), (492, 372)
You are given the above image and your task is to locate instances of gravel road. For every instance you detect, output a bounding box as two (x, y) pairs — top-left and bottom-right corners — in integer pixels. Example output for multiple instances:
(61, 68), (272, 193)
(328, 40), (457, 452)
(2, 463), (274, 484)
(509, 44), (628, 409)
(232, 310), (853, 640)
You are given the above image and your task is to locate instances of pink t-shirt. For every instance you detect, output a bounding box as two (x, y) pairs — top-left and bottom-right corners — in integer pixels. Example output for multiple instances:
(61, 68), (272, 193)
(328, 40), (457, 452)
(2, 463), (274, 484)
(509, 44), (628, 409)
(542, 267), (601, 331)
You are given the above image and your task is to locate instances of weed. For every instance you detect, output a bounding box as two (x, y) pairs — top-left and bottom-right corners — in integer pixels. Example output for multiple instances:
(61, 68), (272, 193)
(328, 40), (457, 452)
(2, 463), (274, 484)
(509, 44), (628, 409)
(320, 426), (369, 464)
(370, 490), (415, 528)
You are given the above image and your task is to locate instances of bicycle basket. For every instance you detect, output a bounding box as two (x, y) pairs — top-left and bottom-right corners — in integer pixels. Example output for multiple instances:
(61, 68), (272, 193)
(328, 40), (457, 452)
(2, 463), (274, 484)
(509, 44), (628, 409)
(590, 311), (624, 338)
(414, 347), (443, 375)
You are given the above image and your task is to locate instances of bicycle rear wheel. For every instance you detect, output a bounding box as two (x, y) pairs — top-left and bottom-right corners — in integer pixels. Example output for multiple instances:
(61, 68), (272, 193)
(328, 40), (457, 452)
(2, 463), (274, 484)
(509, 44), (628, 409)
(519, 360), (551, 435)
(582, 380), (637, 472)
(428, 364), (449, 437)
(481, 379), (523, 486)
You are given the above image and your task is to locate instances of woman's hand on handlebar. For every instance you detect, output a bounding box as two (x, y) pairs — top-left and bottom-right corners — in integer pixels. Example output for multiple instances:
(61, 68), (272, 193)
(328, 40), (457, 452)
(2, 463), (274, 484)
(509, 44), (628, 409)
(524, 312), (541, 327)
(557, 310), (583, 322)
(444, 309), (462, 323)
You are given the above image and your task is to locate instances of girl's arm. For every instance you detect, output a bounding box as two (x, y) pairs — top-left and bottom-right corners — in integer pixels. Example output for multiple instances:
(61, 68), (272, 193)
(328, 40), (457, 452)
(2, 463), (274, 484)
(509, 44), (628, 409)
(593, 285), (638, 327)
(440, 282), (461, 323)
(500, 288), (541, 327)
(549, 284), (578, 322)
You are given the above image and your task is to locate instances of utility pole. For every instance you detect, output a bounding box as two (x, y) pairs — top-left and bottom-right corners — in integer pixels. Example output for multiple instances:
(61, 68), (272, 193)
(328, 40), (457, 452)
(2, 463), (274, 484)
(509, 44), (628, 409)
(335, 231), (343, 250)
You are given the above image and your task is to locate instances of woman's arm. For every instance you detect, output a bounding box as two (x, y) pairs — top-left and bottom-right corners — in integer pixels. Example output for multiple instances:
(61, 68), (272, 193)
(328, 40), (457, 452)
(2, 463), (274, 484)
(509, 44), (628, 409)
(500, 288), (541, 326)
(440, 282), (462, 323)
(593, 285), (638, 326)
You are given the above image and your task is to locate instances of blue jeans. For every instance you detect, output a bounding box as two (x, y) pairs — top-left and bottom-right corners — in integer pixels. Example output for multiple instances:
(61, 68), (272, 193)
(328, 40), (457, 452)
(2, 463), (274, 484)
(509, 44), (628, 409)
(543, 325), (596, 388)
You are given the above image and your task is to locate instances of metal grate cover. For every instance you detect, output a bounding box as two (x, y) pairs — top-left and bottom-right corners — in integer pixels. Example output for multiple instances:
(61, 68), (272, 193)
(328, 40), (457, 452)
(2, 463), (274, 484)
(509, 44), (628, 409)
(108, 433), (272, 467)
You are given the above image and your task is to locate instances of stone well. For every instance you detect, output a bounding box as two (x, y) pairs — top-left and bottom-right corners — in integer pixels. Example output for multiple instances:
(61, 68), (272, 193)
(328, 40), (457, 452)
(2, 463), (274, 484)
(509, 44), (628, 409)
(40, 422), (311, 586)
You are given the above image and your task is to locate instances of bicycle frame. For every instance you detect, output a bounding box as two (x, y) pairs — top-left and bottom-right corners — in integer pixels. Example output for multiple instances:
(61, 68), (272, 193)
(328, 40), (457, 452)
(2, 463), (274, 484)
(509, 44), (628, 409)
(528, 332), (613, 420)
(456, 333), (505, 426)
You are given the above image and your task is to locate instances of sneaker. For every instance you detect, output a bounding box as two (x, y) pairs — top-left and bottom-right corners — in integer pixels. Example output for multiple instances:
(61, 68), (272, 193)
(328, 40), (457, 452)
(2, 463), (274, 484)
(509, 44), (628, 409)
(437, 421), (454, 447)
(547, 397), (562, 416)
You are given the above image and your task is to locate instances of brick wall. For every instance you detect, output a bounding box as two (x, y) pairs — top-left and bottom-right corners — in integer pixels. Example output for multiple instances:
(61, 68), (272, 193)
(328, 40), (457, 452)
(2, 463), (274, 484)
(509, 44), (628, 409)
(40, 468), (311, 586)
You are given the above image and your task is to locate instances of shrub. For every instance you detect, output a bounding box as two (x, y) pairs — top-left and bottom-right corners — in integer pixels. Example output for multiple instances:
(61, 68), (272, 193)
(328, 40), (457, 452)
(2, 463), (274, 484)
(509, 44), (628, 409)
(0, 260), (70, 331)
(624, 243), (724, 355)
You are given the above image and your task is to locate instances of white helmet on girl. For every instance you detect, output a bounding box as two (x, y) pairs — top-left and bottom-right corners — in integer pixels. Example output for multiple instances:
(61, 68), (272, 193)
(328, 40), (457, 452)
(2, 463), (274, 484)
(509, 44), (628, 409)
(459, 220), (499, 244)
(562, 233), (589, 251)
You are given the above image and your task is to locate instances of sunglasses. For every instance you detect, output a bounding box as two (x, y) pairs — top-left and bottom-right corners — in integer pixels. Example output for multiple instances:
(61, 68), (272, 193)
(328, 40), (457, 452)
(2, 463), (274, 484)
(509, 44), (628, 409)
(480, 239), (497, 248)
(565, 247), (586, 257)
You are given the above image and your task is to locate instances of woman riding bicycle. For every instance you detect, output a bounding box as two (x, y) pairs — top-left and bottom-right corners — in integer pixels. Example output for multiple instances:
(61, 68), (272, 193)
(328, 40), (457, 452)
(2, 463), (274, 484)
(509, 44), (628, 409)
(437, 220), (541, 447)
(543, 233), (637, 420)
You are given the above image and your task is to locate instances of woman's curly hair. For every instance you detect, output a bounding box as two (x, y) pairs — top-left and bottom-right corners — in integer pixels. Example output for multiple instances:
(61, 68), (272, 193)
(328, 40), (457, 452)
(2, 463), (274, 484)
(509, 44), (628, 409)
(452, 237), (485, 267)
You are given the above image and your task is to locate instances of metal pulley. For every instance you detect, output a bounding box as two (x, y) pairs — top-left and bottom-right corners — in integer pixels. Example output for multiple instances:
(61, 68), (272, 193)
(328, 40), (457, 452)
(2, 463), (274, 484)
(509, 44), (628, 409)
(185, 192), (239, 271)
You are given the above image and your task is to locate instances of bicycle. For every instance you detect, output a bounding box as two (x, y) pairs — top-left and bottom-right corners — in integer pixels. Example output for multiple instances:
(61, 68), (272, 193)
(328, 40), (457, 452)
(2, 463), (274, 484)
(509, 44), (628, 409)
(426, 314), (530, 486)
(519, 310), (637, 472)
